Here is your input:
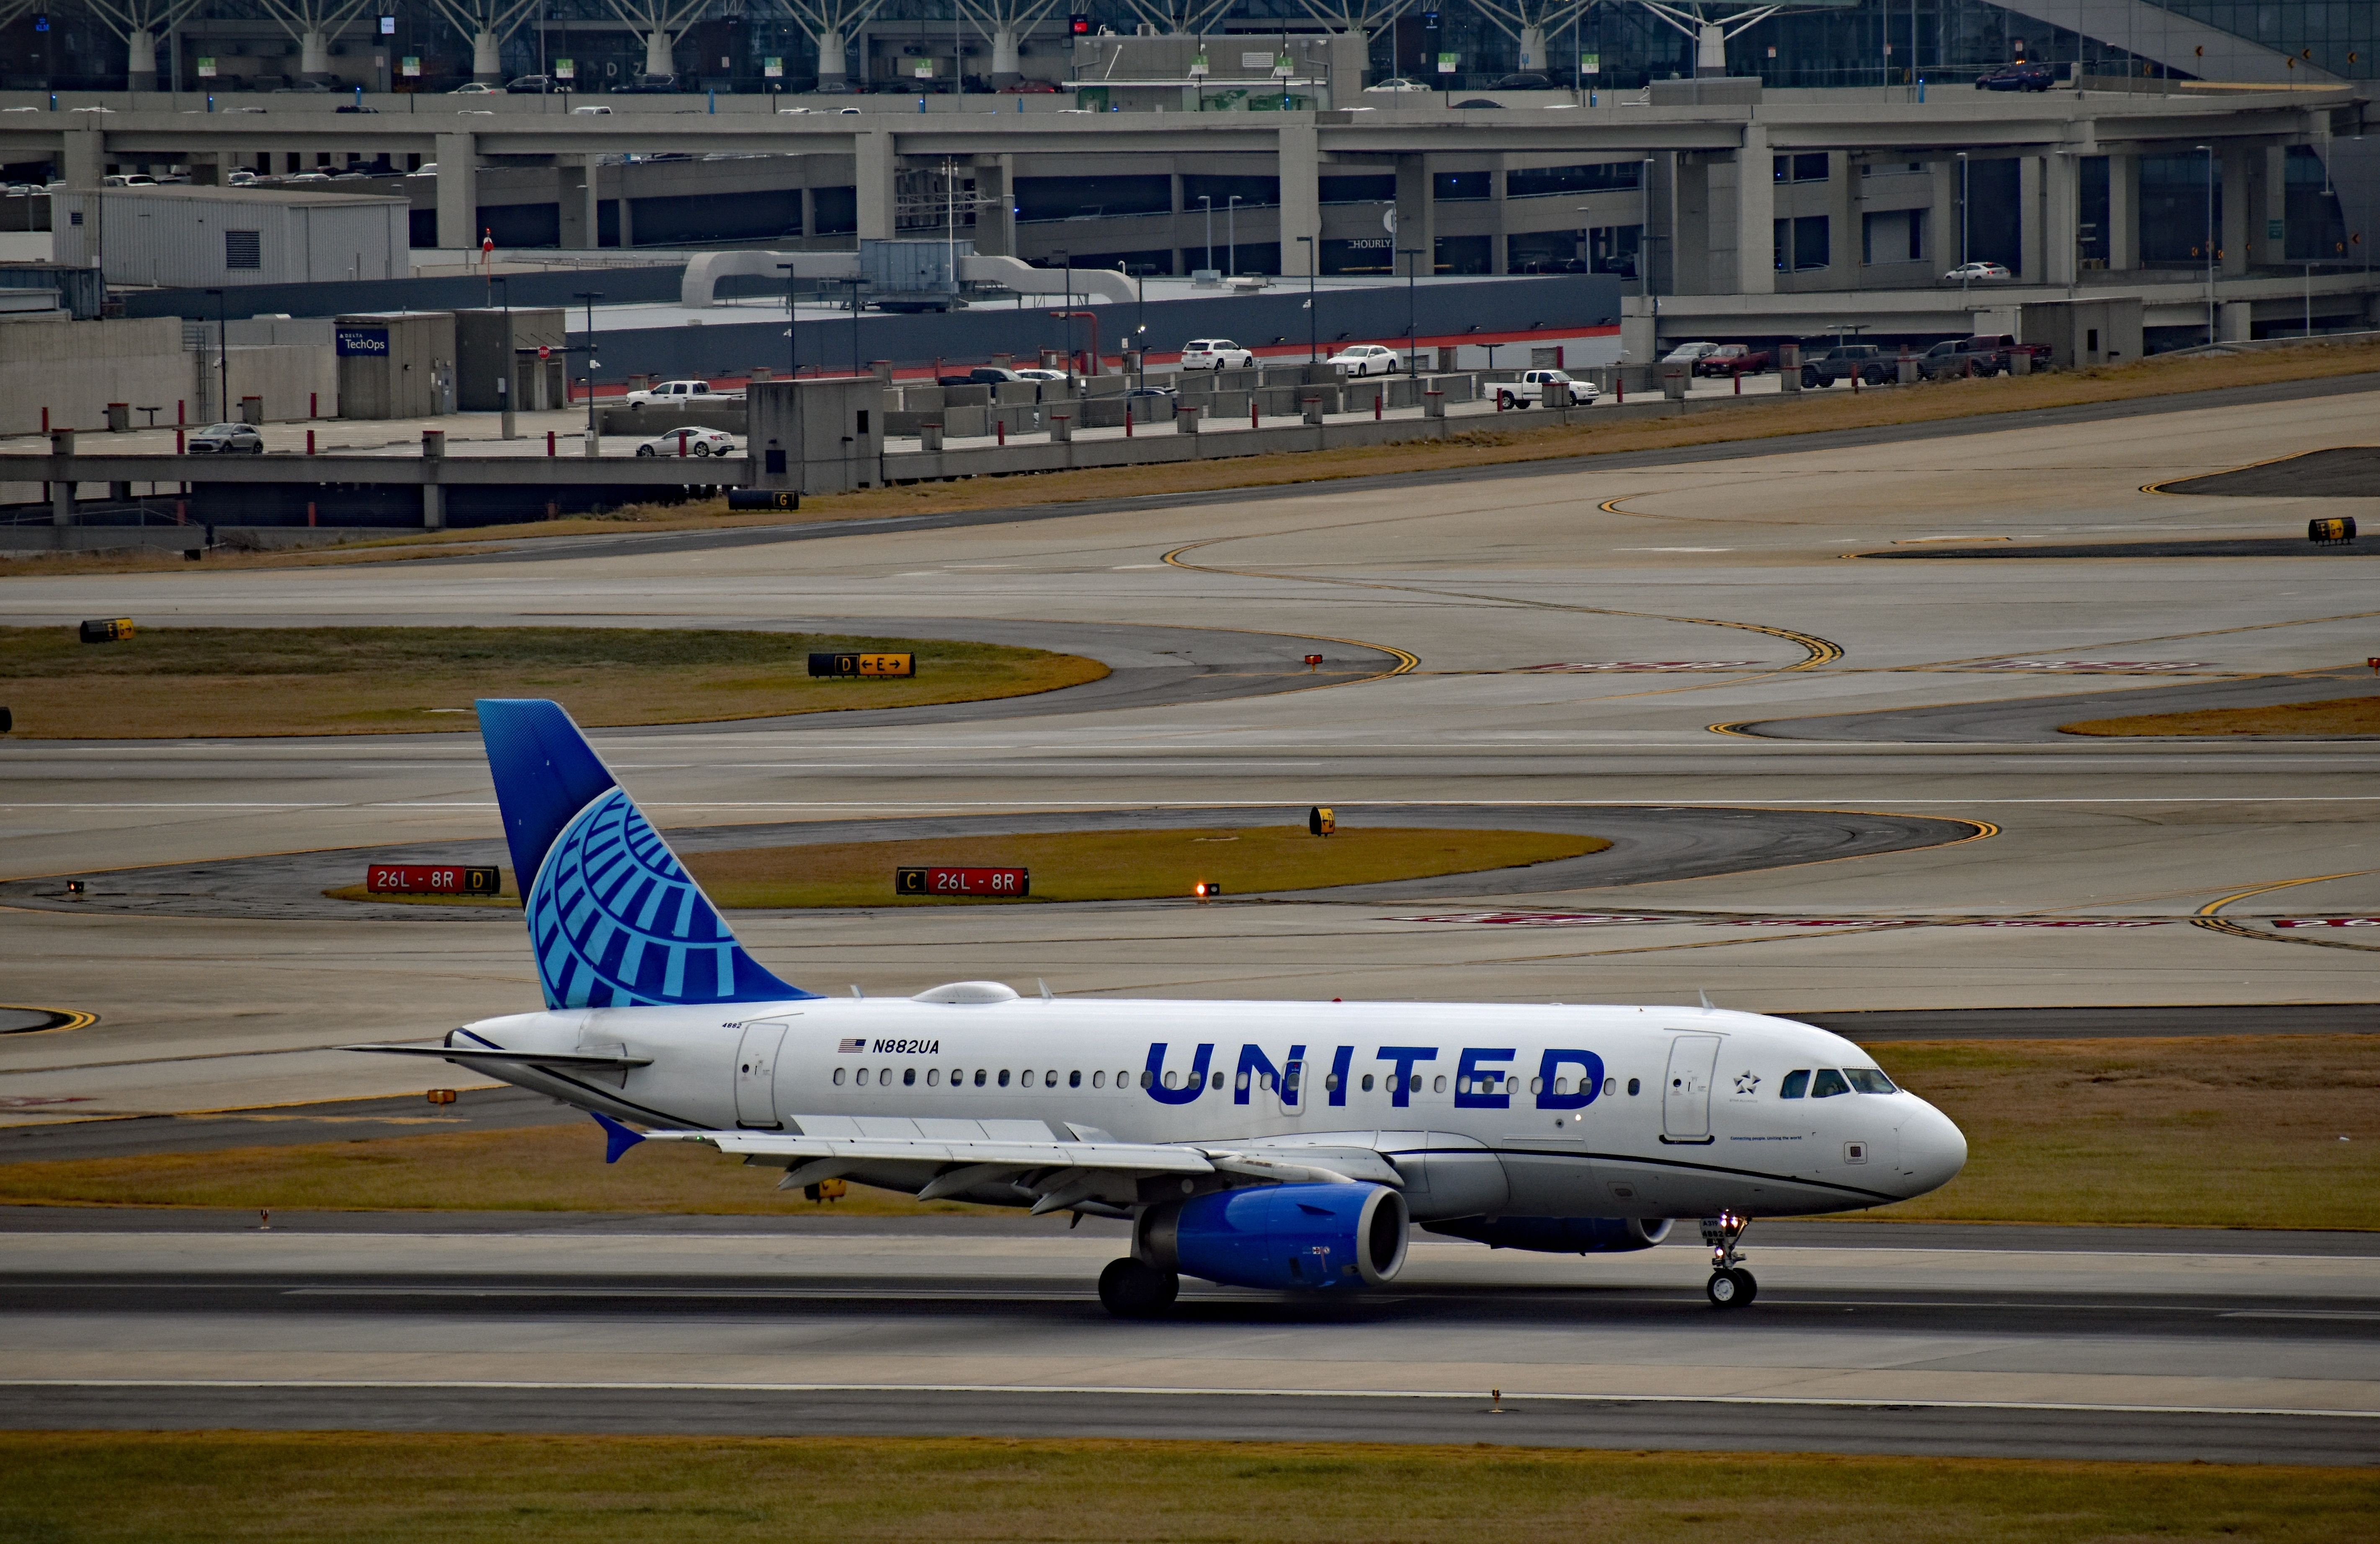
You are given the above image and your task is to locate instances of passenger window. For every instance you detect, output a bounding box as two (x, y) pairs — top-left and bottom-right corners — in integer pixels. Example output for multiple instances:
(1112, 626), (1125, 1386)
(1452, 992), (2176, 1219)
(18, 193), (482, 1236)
(833, 1067), (846, 1087)
(998, 1069), (1011, 1088)
(904, 1067), (916, 1087)
(1845, 1068), (1897, 1094)
(1554, 1077), (1569, 1095)
(1626, 1077), (1640, 1096)
(1069, 1070), (1081, 1088)
(1119, 1069), (1131, 1087)
(1810, 1069), (1850, 1098)
(1603, 1077), (1616, 1096)
(927, 1068), (941, 1087)
(1140, 1069), (1154, 1088)
(973, 1069), (986, 1087)
(1163, 1070), (1180, 1089)
(1092, 1070), (1106, 1089)
(1211, 1070), (1224, 1090)
(1532, 1077), (1544, 1095)
(1361, 1073), (1374, 1092)
(1781, 1069), (1810, 1099)
(1410, 1074), (1423, 1093)
(855, 1068), (869, 1087)
(1260, 1073), (1274, 1092)
(1021, 1069), (1036, 1088)
(1047, 1069), (1060, 1087)
(1431, 1074), (1447, 1094)
(879, 1066), (891, 1085)
(1236, 1072), (1251, 1092)
(1324, 1074), (1340, 1092)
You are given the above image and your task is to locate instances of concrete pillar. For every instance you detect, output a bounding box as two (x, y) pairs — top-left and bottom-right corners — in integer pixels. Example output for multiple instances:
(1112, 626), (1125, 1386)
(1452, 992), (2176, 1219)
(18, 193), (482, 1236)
(2254, 143), (2287, 266)
(2042, 151), (2078, 286)
(2219, 298), (2252, 342)
(559, 160), (594, 249)
(1733, 127), (1771, 295)
(973, 155), (1013, 257)
(62, 129), (103, 190)
(1672, 154), (1710, 294)
(1394, 155), (1434, 273)
(435, 132), (477, 250)
(1279, 121), (1320, 278)
(2020, 155), (2044, 281)
(1930, 158), (1958, 271)
(2220, 145), (2251, 276)
(1489, 158), (1508, 274)
(1328, 29), (1368, 100)
(2107, 152), (2138, 271)
(800, 186), (816, 246)
(856, 130), (897, 242)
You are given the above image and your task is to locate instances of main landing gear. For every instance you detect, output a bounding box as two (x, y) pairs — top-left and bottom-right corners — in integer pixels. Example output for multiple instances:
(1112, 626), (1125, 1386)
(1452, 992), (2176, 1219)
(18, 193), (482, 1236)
(1098, 1257), (1179, 1318)
(1701, 1212), (1757, 1309)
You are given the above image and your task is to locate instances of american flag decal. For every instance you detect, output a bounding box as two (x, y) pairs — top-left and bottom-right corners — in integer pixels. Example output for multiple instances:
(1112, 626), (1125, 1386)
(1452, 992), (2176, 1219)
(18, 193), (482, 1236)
(839, 1038), (866, 1053)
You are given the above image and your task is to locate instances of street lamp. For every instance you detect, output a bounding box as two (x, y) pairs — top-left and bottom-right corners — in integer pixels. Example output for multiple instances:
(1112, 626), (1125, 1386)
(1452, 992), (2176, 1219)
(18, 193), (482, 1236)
(1956, 152), (1970, 293)
(1198, 195), (1212, 272)
(572, 289), (602, 455)
(1124, 261), (1156, 388)
(204, 287), (227, 423)
(1399, 246), (1422, 373)
(2196, 143), (2215, 344)
(1227, 194), (1240, 277)
(776, 261), (799, 380)
(1295, 235), (1316, 360)
(1052, 248), (1073, 380)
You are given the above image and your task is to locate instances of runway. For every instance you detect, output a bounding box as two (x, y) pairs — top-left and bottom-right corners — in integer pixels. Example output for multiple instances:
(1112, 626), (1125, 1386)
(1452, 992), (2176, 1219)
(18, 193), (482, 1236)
(1, 1216), (2373, 1463)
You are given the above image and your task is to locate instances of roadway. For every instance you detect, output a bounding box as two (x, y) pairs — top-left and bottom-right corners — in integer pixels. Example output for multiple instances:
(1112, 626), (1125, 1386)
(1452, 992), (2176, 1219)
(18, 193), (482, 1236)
(1, 1214), (2373, 1463)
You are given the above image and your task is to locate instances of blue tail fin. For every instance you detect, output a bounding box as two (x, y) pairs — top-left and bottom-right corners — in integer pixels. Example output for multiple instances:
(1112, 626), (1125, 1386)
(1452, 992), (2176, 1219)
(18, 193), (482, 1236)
(476, 699), (814, 1010)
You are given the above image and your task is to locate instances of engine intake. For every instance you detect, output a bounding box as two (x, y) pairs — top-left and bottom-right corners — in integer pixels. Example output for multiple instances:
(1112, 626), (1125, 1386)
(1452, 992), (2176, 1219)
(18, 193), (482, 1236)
(1423, 1216), (1674, 1254)
(1139, 1182), (1408, 1291)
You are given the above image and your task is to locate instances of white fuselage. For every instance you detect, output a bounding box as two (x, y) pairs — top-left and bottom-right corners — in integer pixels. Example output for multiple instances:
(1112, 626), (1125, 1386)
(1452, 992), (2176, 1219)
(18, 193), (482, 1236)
(456, 993), (1967, 1222)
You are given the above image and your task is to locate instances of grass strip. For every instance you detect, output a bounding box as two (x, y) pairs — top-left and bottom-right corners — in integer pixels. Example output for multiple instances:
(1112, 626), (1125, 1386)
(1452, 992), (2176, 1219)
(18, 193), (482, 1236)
(0, 1433), (2371, 1543)
(2062, 693), (2380, 737)
(3, 1036), (2371, 1228)
(11, 341), (2376, 580)
(0, 626), (1105, 738)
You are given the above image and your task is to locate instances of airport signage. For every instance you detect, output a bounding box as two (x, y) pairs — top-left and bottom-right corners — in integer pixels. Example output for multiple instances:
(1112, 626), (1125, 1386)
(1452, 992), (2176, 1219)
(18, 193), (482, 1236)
(366, 865), (502, 895)
(728, 489), (801, 511)
(897, 865), (1029, 897)
(335, 328), (391, 357)
(808, 651), (914, 677)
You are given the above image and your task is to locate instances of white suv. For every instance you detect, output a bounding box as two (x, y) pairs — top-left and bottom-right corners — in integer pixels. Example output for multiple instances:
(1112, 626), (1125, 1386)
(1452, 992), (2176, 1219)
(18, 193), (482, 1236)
(1493, 369), (1597, 409)
(1178, 338), (1254, 370)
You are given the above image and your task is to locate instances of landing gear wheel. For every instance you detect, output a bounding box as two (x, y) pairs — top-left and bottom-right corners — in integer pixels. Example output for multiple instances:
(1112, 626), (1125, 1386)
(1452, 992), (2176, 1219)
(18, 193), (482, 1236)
(1728, 1267), (1756, 1305)
(1705, 1270), (1741, 1307)
(1098, 1257), (1178, 1318)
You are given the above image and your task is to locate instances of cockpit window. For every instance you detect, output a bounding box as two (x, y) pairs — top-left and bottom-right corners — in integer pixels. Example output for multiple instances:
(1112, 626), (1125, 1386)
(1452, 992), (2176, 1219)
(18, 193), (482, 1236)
(1779, 1069), (1810, 1099)
(1844, 1068), (1897, 1094)
(1809, 1068), (1850, 1098)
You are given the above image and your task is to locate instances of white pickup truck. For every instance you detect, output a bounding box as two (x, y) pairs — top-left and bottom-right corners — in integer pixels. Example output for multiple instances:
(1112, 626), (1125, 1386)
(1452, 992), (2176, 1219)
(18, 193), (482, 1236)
(622, 379), (741, 409)
(1491, 369), (1598, 409)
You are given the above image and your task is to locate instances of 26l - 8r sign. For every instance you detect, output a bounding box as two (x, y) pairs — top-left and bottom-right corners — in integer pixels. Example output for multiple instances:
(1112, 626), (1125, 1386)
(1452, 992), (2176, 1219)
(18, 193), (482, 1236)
(896, 866), (1029, 897)
(367, 865), (502, 895)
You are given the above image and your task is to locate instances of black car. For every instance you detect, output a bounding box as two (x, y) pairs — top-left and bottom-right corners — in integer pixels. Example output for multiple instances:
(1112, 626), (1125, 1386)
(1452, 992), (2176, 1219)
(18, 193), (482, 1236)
(1800, 344), (1892, 388)
(1450, 98), (1503, 109)
(936, 367), (1018, 387)
(1488, 72), (1555, 90)
(333, 104), (377, 114)
(611, 72), (682, 94)
(505, 75), (560, 93)
(1976, 61), (2056, 92)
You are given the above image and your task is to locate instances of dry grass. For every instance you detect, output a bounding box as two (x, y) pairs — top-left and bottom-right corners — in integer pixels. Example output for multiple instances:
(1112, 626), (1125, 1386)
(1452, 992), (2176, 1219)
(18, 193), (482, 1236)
(1864, 1035), (2380, 1229)
(0, 1433), (2371, 1543)
(5, 1036), (2373, 1229)
(0, 626), (1105, 738)
(2062, 692), (2380, 738)
(10, 341), (2377, 580)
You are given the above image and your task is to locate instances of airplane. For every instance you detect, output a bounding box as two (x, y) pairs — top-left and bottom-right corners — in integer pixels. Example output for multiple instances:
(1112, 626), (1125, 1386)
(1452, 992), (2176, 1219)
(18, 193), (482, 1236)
(353, 699), (1967, 1317)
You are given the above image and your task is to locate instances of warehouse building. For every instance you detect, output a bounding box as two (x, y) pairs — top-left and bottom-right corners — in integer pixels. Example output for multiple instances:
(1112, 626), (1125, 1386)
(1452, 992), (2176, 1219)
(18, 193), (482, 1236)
(52, 186), (408, 289)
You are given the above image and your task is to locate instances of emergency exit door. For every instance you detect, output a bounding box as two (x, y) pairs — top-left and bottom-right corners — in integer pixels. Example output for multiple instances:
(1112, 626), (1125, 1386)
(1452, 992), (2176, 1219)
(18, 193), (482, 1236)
(1662, 1034), (1722, 1141)
(735, 1022), (789, 1128)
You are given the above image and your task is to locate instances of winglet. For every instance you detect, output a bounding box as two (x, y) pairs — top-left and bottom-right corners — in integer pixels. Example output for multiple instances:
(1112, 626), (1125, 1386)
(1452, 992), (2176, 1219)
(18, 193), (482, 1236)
(592, 1110), (646, 1164)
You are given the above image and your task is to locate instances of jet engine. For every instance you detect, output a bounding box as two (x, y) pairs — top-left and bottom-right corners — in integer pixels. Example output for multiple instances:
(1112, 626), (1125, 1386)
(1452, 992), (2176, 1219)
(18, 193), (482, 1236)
(1423, 1216), (1674, 1254)
(1139, 1182), (1409, 1291)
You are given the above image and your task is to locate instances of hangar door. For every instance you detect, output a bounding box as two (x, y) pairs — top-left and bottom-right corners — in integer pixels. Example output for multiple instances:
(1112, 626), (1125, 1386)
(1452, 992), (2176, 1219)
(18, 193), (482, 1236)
(1662, 1034), (1722, 1141)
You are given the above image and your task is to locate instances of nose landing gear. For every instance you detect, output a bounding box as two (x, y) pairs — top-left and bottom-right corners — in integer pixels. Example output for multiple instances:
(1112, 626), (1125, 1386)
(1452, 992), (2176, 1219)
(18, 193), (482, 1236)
(1701, 1211), (1756, 1308)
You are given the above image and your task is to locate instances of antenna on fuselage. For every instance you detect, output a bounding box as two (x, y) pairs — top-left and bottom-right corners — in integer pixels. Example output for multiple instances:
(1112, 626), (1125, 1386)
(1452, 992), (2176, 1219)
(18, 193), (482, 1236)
(1038, 979), (1053, 1001)
(1699, 988), (1717, 1012)
(851, 984), (864, 1000)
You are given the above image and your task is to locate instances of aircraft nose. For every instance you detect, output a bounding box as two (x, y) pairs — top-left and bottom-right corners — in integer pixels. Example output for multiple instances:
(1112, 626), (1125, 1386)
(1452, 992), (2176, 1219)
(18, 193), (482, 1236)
(1898, 1097), (1967, 1197)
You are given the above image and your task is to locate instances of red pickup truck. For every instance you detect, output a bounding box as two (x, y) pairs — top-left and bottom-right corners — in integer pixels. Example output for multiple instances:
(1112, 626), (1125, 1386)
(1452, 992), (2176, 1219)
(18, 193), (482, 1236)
(1694, 343), (1773, 377)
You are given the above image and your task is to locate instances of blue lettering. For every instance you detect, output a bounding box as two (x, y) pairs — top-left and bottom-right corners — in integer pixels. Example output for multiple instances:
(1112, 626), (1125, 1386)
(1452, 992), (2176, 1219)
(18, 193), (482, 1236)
(1376, 1045), (1436, 1109)
(1327, 1044), (1354, 1107)
(1454, 1047), (1516, 1109)
(1143, 1042), (1214, 1105)
(1536, 1049), (1605, 1110)
(1234, 1042), (1305, 1105)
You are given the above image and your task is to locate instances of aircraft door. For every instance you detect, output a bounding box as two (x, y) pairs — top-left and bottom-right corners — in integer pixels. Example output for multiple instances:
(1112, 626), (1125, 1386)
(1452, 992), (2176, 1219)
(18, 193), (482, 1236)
(1662, 1034), (1722, 1141)
(735, 1022), (789, 1128)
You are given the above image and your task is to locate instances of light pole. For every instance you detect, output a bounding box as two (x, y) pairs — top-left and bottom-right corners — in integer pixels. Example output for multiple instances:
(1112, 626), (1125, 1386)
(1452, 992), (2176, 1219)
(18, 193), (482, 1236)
(204, 287), (227, 423)
(1399, 245), (1422, 372)
(2197, 143), (2215, 344)
(776, 261), (799, 379)
(1124, 261), (1155, 388)
(1198, 195), (1212, 272)
(1641, 157), (1660, 338)
(573, 289), (602, 454)
(1056, 248), (1074, 379)
(1956, 152), (1970, 293)
(1227, 194), (1240, 276)
(1296, 235), (1316, 360)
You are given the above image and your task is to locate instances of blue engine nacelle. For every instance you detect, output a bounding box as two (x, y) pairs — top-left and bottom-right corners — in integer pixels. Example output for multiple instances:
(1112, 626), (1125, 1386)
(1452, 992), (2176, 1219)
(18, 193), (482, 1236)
(1139, 1182), (1409, 1291)
(1423, 1216), (1675, 1254)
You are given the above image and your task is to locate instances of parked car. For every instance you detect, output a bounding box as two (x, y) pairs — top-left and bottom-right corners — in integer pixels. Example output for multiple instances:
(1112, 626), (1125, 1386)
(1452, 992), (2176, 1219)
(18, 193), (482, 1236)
(936, 367), (1021, 386)
(1450, 98), (1503, 109)
(101, 173), (156, 186)
(226, 169), (258, 186)
(1012, 367), (1070, 382)
(612, 72), (681, 94)
(1942, 260), (2013, 282)
(1694, 343), (1772, 377)
(1661, 341), (1721, 365)
(998, 80), (1060, 94)
(815, 79), (866, 95)
(1977, 61), (2056, 92)
(1916, 336), (2006, 380)
(1362, 77), (1431, 94)
(449, 81), (499, 95)
(1488, 72), (1555, 90)
(1800, 344), (1893, 387)
(333, 104), (377, 114)
(636, 426), (736, 457)
(1493, 369), (1597, 408)
(1968, 332), (2052, 369)
(187, 422), (263, 454)
(273, 80), (333, 93)
(284, 171), (332, 183)
(505, 75), (560, 93)
(570, 104), (613, 115)
(1178, 338), (1255, 370)
(622, 379), (729, 409)
(1326, 343), (1403, 377)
